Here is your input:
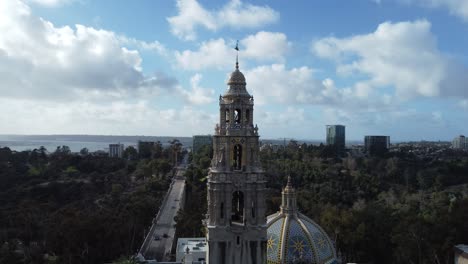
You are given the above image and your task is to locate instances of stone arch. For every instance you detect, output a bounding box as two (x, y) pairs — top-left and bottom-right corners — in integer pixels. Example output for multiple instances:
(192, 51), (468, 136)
(220, 202), (224, 219)
(245, 109), (250, 124)
(225, 109), (230, 124)
(232, 191), (244, 223)
(234, 108), (241, 124)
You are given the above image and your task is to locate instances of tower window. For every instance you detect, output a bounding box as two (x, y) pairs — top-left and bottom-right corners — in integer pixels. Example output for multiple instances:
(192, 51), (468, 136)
(251, 201), (255, 218)
(225, 109), (230, 124)
(234, 109), (241, 124)
(246, 109), (250, 123)
(220, 202), (224, 219)
(232, 191), (244, 223)
(233, 144), (242, 170)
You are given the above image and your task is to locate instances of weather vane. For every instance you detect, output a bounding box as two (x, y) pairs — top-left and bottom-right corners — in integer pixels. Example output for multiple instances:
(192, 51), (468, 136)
(234, 40), (239, 69)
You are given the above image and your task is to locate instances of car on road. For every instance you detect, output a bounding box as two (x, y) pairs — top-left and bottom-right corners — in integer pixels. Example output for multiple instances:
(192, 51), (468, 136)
(163, 233), (169, 238)
(171, 206), (176, 209)
(154, 235), (161, 240)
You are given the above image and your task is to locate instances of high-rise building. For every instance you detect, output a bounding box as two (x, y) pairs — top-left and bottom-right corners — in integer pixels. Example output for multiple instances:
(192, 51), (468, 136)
(206, 59), (267, 264)
(364, 135), (390, 155)
(452, 135), (467, 149)
(326, 125), (345, 150)
(192, 135), (212, 153)
(109, 143), (124, 158)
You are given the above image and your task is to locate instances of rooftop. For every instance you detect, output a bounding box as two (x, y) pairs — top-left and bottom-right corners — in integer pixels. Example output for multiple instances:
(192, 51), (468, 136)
(176, 238), (207, 253)
(455, 244), (468, 254)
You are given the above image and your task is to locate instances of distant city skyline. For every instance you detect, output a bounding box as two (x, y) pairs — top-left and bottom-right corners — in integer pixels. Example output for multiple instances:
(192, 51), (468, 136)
(1, 0), (468, 141)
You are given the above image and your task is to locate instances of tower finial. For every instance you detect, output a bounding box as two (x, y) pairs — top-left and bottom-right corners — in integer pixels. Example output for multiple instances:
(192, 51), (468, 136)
(281, 175), (297, 215)
(234, 40), (239, 69)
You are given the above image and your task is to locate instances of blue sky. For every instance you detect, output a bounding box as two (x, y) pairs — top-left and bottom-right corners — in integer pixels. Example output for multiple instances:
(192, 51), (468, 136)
(1, 0), (468, 141)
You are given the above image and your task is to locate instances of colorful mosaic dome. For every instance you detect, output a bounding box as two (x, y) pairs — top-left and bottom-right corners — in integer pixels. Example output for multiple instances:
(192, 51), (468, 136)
(266, 177), (338, 264)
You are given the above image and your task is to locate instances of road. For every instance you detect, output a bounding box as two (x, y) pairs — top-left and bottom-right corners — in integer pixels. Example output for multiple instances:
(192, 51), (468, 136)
(141, 158), (187, 261)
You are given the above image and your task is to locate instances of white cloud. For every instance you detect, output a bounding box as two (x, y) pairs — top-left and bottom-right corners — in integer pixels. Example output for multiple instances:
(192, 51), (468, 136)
(244, 64), (392, 109)
(167, 0), (279, 41)
(252, 106), (327, 139)
(245, 64), (322, 105)
(312, 20), (468, 100)
(217, 0), (279, 29)
(459, 99), (468, 110)
(0, 0), (176, 101)
(241, 31), (290, 62)
(178, 74), (215, 105)
(257, 107), (306, 125)
(322, 107), (447, 136)
(401, 0), (468, 21)
(0, 98), (216, 135)
(175, 38), (235, 70)
(27, 0), (72, 7)
(174, 32), (290, 70)
(118, 36), (168, 56)
(167, 0), (216, 41)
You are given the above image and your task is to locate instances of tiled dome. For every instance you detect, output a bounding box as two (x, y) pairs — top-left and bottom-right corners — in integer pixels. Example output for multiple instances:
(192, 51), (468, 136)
(227, 68), (246, 85)
(266, 177), (338, 264)
(224, 62), (251, 98)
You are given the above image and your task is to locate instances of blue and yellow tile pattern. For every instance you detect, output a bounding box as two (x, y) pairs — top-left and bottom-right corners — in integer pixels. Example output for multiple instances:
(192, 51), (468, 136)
(266, 213), (337, 264)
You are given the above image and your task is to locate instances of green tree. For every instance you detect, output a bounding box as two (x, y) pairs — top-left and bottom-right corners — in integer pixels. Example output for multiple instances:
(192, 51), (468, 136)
(80, 148), (89, 156)
(123, 146), (138, 160)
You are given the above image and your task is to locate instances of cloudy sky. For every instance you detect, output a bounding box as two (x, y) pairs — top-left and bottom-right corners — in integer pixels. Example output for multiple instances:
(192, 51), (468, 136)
(1, 0), (468, 141)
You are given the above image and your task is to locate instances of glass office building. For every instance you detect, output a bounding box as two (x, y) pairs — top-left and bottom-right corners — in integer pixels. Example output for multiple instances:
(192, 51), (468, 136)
(326, 125), (345, 151)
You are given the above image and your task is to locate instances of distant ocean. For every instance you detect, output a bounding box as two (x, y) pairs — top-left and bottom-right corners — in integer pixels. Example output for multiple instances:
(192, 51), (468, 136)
(0, 135), (193, 152)
(0, 135), (365, 153)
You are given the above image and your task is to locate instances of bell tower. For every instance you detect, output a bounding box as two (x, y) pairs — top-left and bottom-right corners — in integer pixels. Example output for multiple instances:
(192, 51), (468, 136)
(206, 54), (267, 264)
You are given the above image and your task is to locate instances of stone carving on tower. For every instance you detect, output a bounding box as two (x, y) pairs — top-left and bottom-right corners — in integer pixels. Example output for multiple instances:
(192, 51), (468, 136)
(206, 46), (267, 264)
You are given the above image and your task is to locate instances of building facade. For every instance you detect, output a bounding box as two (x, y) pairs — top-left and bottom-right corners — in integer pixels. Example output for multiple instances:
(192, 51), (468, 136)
(176, 238), (207, 263)
(192, 135), (213, 153)
(206, 60), (267, 264)
(455, 245), (468, 264)
(109, 143), (124, 158)
(452, 135), (467, 150)
(326, 125), (345, 151)
(364, 135), (390, 155)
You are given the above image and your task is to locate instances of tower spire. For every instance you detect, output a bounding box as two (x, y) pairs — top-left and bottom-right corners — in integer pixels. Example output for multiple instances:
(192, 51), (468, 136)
(280, 175), (297, 215)
(234, 40), (239, 69)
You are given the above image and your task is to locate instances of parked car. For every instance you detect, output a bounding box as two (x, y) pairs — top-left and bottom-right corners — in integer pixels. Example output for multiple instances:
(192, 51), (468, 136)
(154, 235), (161, 240)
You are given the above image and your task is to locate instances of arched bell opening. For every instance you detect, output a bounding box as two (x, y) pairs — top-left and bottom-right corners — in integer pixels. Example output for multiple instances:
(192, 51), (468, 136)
(225, 109), (230, 124)
(245, 109), (250, 124)
(231, 191), (244, 224)
(251, 200), (255, 218)
(234, 109), (241, 124)
(220, 202), (224, 219)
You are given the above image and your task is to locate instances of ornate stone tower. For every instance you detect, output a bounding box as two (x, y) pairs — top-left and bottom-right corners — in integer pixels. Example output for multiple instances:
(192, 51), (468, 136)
(206, 57), (267, 264)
